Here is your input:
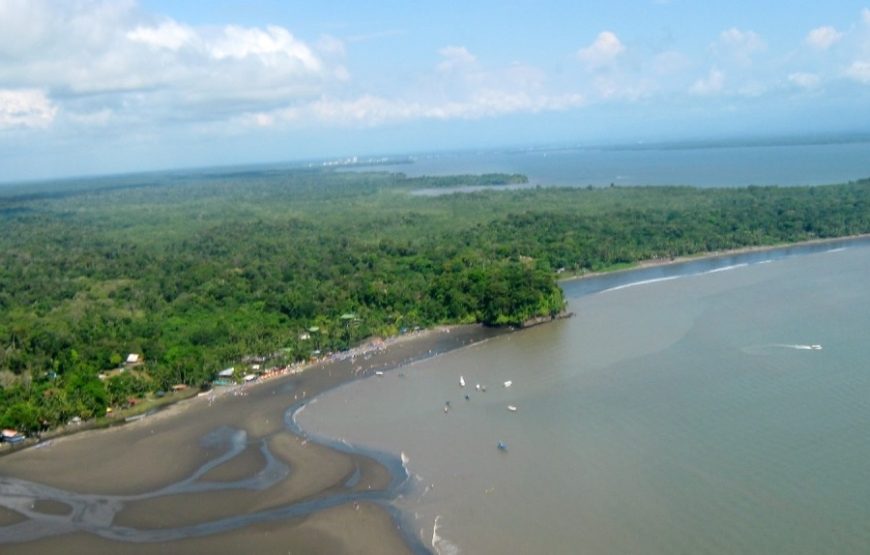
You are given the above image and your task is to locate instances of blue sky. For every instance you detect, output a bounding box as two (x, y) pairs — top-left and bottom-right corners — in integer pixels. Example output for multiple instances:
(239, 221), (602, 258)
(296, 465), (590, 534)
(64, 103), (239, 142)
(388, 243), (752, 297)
(2, 1), (870, 181)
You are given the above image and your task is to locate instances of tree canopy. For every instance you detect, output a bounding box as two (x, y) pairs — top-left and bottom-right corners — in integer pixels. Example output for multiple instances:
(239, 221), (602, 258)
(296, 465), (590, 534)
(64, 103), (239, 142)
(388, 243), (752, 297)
(1, 168), (868, 432)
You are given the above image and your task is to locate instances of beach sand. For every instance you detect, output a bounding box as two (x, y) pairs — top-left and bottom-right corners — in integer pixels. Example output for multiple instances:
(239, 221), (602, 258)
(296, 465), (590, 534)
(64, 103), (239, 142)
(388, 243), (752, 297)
(2, 502), (411, 555)
(0, 324), (507, 554)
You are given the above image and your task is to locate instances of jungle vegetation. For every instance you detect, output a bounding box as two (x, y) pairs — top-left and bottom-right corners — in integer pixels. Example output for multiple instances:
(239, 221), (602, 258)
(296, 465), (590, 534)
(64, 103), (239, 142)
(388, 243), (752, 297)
(0, 167), (868, 432)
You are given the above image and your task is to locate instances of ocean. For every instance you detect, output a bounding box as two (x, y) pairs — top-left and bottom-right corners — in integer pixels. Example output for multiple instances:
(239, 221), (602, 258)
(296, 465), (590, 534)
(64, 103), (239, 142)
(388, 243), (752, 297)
(297, 238), (870, 554)
(348, 140), (870, 188)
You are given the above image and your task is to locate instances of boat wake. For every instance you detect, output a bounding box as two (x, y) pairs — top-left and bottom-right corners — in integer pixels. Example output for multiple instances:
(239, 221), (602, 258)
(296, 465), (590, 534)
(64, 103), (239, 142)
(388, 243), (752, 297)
(603, 276), (681, 292)
(702, 262), (750, 274)
(778, 344), (823, 351)
(432, 515), (461, 555)
(742, 343), (823, 355)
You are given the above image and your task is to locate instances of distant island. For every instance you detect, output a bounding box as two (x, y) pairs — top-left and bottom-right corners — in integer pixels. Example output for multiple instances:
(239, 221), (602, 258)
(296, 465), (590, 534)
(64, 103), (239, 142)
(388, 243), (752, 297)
(0, 168), (868, 436)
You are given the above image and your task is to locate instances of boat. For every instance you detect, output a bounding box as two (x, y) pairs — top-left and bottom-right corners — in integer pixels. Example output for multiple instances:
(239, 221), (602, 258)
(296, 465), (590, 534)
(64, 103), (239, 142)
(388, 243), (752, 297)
(459, 375), (466, 387)
(507, 405), (517, 412)
(375, 371), (384, 376)
(475, 383), (481, 391)
(503, 380), (512, 388)
(497, 441), (508, 451)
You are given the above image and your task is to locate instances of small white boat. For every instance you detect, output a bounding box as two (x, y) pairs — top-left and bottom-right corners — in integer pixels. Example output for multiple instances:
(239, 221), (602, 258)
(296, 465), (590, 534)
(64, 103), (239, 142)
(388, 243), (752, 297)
(475, 383), (481, 391)
(460, 375), (466, 387)
(375, 371), (384, 377)
(507, 405), (517, 412)
(503, 380), (512, 388)
(811, 344), (823, 350)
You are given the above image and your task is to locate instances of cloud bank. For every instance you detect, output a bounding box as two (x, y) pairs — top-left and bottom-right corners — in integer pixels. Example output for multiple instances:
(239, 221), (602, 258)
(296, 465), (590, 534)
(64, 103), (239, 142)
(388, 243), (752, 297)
(1, 1), (870, 178)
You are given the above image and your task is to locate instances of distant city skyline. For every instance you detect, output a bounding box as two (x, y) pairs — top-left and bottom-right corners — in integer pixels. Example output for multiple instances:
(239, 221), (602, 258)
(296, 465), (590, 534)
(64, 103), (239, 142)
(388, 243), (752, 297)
(2, 1), (870, 181)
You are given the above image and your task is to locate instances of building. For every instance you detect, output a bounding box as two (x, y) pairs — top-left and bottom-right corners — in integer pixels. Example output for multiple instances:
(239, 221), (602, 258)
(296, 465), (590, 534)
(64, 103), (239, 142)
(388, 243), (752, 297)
(1, 429), (25, 443)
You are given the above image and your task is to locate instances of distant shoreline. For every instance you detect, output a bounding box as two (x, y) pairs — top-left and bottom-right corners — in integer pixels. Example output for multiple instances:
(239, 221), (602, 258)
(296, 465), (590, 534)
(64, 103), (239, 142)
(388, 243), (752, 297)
(559, 233), (870, 284)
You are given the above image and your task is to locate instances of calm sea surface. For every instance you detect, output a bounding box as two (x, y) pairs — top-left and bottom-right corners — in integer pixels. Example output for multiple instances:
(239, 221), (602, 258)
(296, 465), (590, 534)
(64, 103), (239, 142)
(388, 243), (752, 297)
(298, 239), (870, 554)
(370, 141), (870, 187)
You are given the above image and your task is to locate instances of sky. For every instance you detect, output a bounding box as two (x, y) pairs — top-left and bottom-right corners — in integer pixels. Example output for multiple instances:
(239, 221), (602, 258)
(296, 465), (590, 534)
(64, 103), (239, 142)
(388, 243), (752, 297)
(2, 0), (870, 181)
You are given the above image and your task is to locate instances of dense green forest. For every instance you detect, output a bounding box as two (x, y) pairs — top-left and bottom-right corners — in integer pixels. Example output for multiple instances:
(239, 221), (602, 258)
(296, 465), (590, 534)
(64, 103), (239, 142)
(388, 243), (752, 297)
(1, 168), (868, 433)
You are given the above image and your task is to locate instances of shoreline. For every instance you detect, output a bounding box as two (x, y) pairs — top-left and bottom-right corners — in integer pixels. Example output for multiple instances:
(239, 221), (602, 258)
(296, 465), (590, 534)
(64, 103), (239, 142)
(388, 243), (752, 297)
(0, 323), (508, 554)
(3, 233), (870, 553)
(558, 233), (870, 284)
(0, 325), (492, 458)
(6, 232), (868, 458)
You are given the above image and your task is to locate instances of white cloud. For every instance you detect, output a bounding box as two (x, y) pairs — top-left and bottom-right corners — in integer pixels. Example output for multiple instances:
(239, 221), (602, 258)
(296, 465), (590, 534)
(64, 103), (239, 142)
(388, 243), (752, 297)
(577, 31), (625, 69)
(127, 20), (197, 51)
(806, 26), (843, 50)
(208, 25), (321, 70)
(0, 2), (333, 106)
(690, 68), (725, 95)
(0, 89), (57, 129)
(845, 60), (870, 83)
(715, 28), (765, 63)
(128, 21), (323, 70)
(788, 72), (821, 89)
(437, 46), (477, 72)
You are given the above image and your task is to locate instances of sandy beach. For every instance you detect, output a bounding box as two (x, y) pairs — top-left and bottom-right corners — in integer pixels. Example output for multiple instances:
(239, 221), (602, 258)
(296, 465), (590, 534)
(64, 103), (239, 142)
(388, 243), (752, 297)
(0, 324), (507, 554)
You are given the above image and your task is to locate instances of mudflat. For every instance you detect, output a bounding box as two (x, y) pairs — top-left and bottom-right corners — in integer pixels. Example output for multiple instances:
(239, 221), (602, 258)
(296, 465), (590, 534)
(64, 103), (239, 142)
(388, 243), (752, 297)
(0, 325), (505, 554)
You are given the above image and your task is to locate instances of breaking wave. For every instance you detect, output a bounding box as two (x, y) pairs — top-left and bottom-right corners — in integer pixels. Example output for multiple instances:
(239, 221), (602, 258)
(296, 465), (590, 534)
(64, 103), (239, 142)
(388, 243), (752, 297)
(432, 515), (461, 555)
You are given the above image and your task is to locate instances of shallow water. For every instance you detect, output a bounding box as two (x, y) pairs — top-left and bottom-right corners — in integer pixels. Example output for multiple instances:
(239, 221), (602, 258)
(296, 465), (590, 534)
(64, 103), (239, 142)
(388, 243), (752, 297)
(0, 326), (504, 553)
(298, 239), (870, 554)
(397, 142), (870, 187)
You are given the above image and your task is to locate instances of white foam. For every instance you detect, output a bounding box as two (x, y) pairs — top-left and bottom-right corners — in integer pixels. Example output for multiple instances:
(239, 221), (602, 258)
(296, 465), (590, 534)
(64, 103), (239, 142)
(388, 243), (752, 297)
(703, 263), (749, 274)
(770, 343), (823, 351)
(432, 515), (461, 555)
(742, 343), (824, 355)
(826, 247), (847, 254)
(603, 275), (681, 292)
(292, 404), (306, 425)
(789, 344), (823, 351)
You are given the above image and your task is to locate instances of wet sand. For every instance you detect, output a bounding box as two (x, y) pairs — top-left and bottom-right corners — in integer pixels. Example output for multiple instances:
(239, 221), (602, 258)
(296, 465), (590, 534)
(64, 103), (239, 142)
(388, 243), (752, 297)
(0, 325), (507, 554)
(3, 502), (412, 555)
